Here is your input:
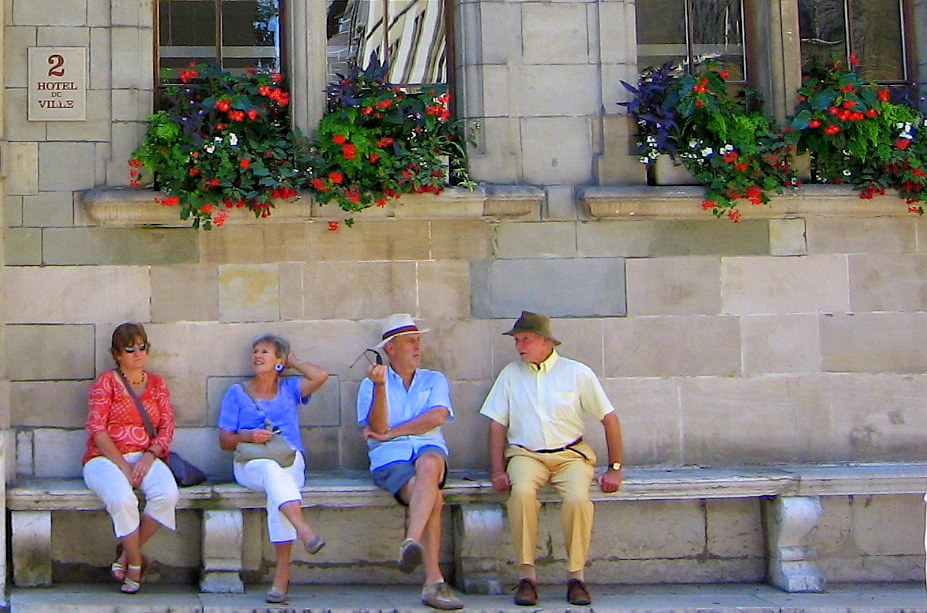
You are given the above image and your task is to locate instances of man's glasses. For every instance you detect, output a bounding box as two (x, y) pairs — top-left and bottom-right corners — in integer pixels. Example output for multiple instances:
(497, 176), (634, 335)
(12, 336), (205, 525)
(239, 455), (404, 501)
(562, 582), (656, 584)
(350, 348), (383, 368)
(123, 343), (149, 354)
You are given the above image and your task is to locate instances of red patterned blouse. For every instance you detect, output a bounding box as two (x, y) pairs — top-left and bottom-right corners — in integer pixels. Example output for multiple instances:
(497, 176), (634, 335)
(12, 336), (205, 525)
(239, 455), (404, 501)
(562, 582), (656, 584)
(82, 369), (175, 464)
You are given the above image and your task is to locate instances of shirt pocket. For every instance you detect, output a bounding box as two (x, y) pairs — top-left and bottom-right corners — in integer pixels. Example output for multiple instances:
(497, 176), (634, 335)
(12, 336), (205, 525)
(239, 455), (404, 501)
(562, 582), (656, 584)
(549, 390), (580, 421)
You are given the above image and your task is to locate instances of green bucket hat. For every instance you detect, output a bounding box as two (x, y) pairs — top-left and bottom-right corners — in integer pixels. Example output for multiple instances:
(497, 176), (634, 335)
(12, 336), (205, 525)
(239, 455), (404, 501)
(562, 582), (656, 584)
(502, 310), (561, 346)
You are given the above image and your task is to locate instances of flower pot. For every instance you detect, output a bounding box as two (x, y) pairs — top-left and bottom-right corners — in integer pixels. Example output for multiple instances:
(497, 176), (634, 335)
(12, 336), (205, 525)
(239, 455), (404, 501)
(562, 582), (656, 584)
(648, 155), (700, 186)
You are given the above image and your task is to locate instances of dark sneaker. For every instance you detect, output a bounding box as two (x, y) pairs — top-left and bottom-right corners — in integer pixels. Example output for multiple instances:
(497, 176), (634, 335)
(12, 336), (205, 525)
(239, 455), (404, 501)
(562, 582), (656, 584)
(566, 579), (591, 605)
(421, 580), (464, 610)
(398, 538), (424, 574)
(513, 578), (538, 606)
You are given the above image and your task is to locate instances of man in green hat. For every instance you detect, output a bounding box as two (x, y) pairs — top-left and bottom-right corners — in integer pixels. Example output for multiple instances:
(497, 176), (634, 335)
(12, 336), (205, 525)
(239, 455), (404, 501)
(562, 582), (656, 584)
(480, 310), (624, 607)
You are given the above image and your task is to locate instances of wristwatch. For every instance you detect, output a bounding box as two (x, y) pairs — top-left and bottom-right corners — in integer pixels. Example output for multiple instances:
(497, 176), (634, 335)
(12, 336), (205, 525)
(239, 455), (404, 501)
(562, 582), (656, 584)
(609, 462), (622, 471)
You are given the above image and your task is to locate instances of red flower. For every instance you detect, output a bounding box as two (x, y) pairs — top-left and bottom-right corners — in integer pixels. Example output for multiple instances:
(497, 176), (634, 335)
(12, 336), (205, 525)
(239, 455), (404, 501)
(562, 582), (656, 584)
(828, 106), (839, 115)
(694, 99), (705, 107)
(328, 171), (343, 184)
(129, 169), (140, 178)
(341, 144), (357, 159)
(824, 125), (841, 135)
(160, 195), (181, 207)
(727, 209), (742, 223)
(229, 110), (245, 122)
(272, 72), (283, 83)
(719, 71), (730, 79)
(128, 158), (143, 168)
(841, 100), (856, 108)
(328, 221), (340, 232)
(849, 55), (860, 67)
(239, 158), (251, 168)
(745, 186), (763, 199)
(734, 163), (748, 171)
(375, 99), (393, 108)
(216, 123), (228, 130)
(701, 200), (715, 210)
(310, 178), (327, 190)
(201, 203), (214, 214)
(376, 198), (388, 207)
(129, 180), (140, 187)
(896, 138), (911, 149)
(361, 106), (374, 115)
(207, 178), (221, 186)
(369, 153), (380, 163)
(332, 134), (347, 144)
(878, 88), (892, 101)
(841, 83), (855, 93)
(376, 137), (395, 148)
(179, 69), (199, 83)
(247, 109), (259, 120)
(214, 211), (229, 226)
(865, 109), (878, 117)
(808, 119), (822, 128)
(215, 99), (231, 112)
(189, 167), (200, 177)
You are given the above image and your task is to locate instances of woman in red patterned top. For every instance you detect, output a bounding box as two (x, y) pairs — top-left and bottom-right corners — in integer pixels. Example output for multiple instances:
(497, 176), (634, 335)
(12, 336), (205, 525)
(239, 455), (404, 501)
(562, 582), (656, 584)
(81, 322), (179, 594)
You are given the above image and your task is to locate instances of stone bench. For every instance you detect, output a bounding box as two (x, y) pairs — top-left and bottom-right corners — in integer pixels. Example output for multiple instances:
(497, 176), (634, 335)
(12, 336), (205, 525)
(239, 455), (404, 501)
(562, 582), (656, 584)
(8, 463), (926, 594)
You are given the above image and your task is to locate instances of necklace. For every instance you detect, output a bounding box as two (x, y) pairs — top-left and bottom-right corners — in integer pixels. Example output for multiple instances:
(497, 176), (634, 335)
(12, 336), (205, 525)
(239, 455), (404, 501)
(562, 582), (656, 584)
(118, 368), (147, 387)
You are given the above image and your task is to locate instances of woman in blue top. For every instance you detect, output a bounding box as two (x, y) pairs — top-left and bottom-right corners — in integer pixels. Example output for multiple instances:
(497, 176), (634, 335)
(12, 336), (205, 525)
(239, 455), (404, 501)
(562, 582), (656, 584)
(218, 334), (329, 604)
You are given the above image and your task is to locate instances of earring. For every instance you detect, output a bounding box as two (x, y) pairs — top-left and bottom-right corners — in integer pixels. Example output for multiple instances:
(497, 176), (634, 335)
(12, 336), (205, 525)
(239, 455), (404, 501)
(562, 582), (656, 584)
(275, 363), (285, 372)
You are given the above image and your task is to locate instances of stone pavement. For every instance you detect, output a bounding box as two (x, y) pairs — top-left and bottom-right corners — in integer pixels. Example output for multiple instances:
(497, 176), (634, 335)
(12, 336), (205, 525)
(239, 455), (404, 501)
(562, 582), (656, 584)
(7, 582), (927, 613)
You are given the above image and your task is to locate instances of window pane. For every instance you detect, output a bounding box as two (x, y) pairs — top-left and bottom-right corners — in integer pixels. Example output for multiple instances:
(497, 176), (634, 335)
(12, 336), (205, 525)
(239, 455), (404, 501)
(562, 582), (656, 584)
(847, 0), (905, 82)
(221, 0), (282, 72)
(798, 0), (847, 73)
(636, 0), (687, 72)
(159, 0), (282, 73)
(159, 0), (217, 69)
(327, 0), (446, 86)
(690, 0), (745, 80)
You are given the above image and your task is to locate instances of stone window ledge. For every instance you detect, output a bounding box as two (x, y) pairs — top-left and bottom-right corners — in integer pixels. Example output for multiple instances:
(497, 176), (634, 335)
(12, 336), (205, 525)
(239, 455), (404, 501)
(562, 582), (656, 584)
(580, 184), (915, 219)
(81, 185), (544, 227)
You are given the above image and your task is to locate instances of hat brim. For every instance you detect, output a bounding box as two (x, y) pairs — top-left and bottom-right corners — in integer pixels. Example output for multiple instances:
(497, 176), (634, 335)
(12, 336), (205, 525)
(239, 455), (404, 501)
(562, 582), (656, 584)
(502, 328), (561, 346)
(373, 328), (430, 350)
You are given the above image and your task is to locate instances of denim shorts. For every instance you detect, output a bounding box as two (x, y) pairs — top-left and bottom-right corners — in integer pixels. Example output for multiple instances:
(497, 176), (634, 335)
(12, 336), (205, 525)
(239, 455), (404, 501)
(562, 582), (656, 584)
(371, 445), (448, 505)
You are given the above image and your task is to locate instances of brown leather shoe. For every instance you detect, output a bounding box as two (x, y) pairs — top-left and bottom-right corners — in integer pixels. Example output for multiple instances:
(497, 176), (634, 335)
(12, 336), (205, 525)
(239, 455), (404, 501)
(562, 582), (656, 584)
(513, 578), (538, 606)
(566, 579), (591, 605)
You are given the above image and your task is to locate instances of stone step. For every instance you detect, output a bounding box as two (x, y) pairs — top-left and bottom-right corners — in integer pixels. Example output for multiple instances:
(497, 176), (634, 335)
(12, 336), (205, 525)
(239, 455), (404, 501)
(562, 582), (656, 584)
(8, 582), (926, 613)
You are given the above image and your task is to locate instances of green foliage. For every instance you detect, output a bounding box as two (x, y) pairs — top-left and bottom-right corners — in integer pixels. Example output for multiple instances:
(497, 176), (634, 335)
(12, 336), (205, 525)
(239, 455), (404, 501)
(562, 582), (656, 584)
(309, 59), (476, 226)
(787, 55), (927, 211)
(650, 66), (798, 221)
(130, 63), (308, 229)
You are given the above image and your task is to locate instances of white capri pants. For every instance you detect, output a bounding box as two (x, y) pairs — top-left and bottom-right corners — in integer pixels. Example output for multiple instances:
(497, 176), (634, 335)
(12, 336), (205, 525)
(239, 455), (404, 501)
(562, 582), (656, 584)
(234, 452), (306, 543)
(82, 452), (179, 538)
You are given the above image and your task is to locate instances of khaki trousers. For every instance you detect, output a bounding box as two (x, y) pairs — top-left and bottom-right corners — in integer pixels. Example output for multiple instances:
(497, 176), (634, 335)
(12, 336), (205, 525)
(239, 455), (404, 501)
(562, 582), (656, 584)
(505, 441), (597, 572)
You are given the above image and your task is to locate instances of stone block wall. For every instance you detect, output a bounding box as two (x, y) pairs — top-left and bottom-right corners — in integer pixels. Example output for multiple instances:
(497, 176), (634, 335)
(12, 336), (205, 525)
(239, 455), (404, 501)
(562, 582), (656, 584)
(4, 0), (927, 589)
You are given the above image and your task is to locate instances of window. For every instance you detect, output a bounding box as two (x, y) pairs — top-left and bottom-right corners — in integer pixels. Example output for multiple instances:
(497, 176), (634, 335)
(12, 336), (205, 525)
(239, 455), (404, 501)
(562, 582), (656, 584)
(798, 0), (909, 83)
(326, 0), (449, 87)
(635, 0), (747, 82)
(158, 0), (283, 74)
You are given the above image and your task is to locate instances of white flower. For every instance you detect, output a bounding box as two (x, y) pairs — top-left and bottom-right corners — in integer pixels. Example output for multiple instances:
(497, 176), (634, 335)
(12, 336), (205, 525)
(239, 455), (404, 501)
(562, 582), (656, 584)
(639, 156), (649, 164)
(843, 169), (852, 176)
(701, 147), (714, 157)
(229, 133), (239, 146)
(205, 144), (215, 154)
(721, 144), (735, 154)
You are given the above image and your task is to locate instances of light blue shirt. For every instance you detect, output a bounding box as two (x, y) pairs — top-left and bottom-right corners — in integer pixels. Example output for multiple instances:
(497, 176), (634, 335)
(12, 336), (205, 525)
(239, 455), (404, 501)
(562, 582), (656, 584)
(356, 367), (454, 472)
(218, 377), (310, 452)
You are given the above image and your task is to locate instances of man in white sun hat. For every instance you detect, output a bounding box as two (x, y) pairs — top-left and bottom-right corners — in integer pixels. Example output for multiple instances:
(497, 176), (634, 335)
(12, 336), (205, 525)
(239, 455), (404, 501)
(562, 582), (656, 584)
(356, 313), (463, 610)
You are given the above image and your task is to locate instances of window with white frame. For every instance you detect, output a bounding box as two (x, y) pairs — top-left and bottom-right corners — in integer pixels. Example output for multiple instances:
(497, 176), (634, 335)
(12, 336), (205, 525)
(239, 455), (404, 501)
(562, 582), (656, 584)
(326, 0), (449, 87)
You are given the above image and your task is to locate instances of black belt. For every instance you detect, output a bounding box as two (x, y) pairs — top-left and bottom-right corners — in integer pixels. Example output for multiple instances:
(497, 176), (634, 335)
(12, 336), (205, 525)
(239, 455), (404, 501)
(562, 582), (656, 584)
(530, 437), (583, 454)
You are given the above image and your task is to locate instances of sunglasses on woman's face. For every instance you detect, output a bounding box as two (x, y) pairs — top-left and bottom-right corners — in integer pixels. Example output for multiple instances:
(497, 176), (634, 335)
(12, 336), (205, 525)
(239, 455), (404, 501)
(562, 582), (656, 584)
(123, 343), (149, 354)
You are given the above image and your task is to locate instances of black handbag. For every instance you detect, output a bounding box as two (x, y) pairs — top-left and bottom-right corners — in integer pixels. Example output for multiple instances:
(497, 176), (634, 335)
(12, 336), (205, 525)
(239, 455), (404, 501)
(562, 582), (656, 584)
(116, 369), (207, 487)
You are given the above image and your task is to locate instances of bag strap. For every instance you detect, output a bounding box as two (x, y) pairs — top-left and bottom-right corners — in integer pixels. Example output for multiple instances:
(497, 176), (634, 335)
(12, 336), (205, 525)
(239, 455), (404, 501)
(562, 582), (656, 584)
(115, 368), (157, 439)
(239, 383), (279, 432)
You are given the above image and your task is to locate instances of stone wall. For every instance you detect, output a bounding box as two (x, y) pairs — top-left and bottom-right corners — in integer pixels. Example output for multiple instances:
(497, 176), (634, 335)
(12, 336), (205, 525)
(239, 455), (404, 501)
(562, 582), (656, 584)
(4, 0), (927, 589)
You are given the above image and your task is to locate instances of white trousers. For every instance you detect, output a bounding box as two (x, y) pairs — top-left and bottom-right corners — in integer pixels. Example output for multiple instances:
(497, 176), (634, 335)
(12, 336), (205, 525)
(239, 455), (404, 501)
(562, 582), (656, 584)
(234, 452), (306, 543)
(83, 452), (179, 538)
